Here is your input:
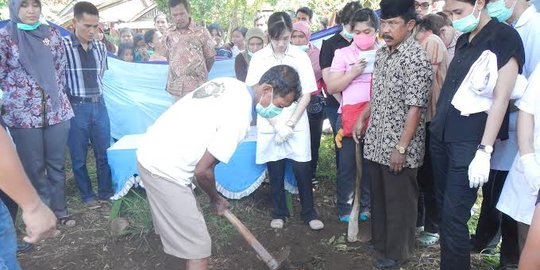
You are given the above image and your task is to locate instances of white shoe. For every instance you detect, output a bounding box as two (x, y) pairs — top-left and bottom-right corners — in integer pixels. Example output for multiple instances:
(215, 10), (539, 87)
(270, 219), (284, 229)
(309, 219), (324, 230)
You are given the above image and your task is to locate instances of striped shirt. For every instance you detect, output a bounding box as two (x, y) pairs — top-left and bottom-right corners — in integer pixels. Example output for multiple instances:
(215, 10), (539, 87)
(63, 34), (107, 97)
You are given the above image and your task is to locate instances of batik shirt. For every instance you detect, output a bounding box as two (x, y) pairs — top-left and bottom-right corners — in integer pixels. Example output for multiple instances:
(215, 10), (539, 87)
(363, 35), (433, 168)
(163, 20), (216, 98)
(0, 26), (73, 128)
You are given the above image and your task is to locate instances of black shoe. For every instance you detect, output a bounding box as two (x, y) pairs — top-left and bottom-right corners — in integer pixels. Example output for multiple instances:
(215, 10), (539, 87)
(17, 240), (33, 253)
(373, 258), (405, 269)
(311, 178), (319, 185)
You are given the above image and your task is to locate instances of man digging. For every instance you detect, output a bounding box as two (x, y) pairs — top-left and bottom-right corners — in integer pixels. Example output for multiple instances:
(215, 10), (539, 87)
(136, 65), (301, 270)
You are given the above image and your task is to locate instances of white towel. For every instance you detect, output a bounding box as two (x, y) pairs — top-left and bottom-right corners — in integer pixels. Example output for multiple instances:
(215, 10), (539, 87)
(451, 50), (528, 116)
(451, 50), (498, 116)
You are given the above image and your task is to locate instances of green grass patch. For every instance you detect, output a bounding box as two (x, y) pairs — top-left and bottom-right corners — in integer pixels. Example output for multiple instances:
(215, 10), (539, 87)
(117, 188), (153, 235)
(316, 134), (337, 182)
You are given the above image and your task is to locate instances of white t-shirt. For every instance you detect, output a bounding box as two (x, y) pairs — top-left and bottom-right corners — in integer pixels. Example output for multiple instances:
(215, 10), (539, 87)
(231, 45), (242, 58)
(514, 5), (540, 78)
(497, 65), (540, 225)
(245, 45), (317, 163)
(137, 77), (252, 186)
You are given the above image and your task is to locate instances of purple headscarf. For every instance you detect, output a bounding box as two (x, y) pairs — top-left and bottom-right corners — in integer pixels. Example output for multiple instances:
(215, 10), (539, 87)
(8, 0), (59, 107)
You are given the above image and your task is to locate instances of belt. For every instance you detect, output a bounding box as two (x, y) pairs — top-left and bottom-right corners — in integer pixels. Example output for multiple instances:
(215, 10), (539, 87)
(69, 95), (102, 103)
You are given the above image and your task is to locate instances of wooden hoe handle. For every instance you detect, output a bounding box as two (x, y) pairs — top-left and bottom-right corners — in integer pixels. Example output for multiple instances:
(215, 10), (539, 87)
(223, 209), (280, 270)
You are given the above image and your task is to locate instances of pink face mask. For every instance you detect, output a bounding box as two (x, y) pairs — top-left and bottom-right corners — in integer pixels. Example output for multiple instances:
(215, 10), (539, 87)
(353, 34), (376, 50)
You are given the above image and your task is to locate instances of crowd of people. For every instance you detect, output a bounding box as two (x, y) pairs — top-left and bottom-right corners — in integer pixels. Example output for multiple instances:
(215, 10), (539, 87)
(2, 0), (540, 269)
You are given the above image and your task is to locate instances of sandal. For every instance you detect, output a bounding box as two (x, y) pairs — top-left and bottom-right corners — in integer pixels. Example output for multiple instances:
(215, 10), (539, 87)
(270, 219), (284, 229)
(360, 211), (371, 221)
(59, 216), (77, 227)
(417, 231), (439, 247)
(308, 219), (324, 230)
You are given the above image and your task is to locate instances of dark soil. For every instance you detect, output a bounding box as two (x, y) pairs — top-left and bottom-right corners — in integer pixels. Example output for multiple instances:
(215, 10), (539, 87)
(18, 180), (490, 270)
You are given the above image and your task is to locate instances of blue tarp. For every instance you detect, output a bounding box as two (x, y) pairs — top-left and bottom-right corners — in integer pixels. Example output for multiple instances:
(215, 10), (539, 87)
(103, 56), (236, 139)
(1, 19), (334, 199)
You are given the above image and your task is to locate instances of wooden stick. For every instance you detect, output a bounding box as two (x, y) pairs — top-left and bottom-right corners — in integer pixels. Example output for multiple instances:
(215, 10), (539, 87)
(223, 209), (281, 270)
(347, 142), (362, 242)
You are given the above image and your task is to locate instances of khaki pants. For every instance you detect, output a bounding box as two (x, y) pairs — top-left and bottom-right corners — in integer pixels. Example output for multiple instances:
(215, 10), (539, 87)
(137, 162), (211, 259)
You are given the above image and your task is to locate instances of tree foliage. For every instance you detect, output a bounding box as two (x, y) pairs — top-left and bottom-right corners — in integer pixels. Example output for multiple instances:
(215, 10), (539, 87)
(155, 0), (268, 30)
(0, 0), (7, 20)
(153, 0), (381, 38)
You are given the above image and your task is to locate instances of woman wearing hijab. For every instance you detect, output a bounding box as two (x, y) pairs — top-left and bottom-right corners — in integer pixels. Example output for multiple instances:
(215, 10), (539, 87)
(0, 0), (74, 234)
(234, 27), (265, 82)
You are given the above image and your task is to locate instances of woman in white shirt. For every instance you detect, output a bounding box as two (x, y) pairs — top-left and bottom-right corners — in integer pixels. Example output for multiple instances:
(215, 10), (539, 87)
(497, 64), (540, 251)
(245, 12), (324, 231)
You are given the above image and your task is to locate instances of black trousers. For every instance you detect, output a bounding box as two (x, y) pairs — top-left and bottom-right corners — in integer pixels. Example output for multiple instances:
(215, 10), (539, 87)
(369, 160), (418, 261)
(308, 109), (324, 180)
(267, 159), (318, 223)
(472, 170), (519, 266)
(430, 136), (478, 270)
(325, 103), (340, 169)
(417, 122), (439, 233)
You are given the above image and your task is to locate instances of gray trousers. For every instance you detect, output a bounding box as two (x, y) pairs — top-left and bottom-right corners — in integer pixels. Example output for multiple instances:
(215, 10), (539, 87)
(368, 160), (419, 261)
(9, 121), (70, 218)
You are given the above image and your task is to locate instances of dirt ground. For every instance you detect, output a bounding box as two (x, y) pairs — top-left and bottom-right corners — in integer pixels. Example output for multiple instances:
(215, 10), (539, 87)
(17, 178), (493, 270)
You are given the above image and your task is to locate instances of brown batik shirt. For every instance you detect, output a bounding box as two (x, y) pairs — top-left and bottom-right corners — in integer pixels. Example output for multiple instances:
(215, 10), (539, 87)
(363, 35), (433, 168)
(163, 20), (216, 98)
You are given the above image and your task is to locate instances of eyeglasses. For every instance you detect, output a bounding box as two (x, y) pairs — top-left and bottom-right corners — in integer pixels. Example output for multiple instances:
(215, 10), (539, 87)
(415, 2), (431, 9)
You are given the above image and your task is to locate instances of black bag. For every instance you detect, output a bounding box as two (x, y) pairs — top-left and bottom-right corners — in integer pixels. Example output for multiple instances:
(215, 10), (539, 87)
(307, 93), (325, 114)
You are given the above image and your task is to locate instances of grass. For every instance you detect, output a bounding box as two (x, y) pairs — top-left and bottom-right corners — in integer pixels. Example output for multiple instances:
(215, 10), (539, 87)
(116, 188), (153, 235)
(99, 135), (341, 241)
(316, 134), (338, 182)
(68, 135), (503, 269)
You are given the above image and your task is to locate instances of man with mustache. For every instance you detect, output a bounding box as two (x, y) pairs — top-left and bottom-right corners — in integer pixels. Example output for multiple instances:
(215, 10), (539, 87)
(353, 0), (433, 268)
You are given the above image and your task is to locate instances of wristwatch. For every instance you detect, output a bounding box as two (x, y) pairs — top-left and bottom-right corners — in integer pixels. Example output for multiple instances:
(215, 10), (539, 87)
(286, 120), (295, 129)
(395, 145), (406, 155)
(477, 144), (494, 154)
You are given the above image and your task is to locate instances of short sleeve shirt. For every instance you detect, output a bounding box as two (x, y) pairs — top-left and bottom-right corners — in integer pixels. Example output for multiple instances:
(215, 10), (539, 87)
(430, 19), (525, 143)
(163, 20), (216, 98)
(330, 43), (372, 110)
(515, 67), (540, 153)
(363, 36), (433, 168)
(245, 45), (317, 163)
(137, 77), (252, 186)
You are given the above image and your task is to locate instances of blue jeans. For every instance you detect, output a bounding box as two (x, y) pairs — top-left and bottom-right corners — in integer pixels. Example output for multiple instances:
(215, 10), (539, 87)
(0, 200), (20, 270)
(267, 159), (318, 223)
(325, 104), (340, 169)
(68, 99), (113, 202)
(336, 137), (370, 216)
(430, 135), (478, 270)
